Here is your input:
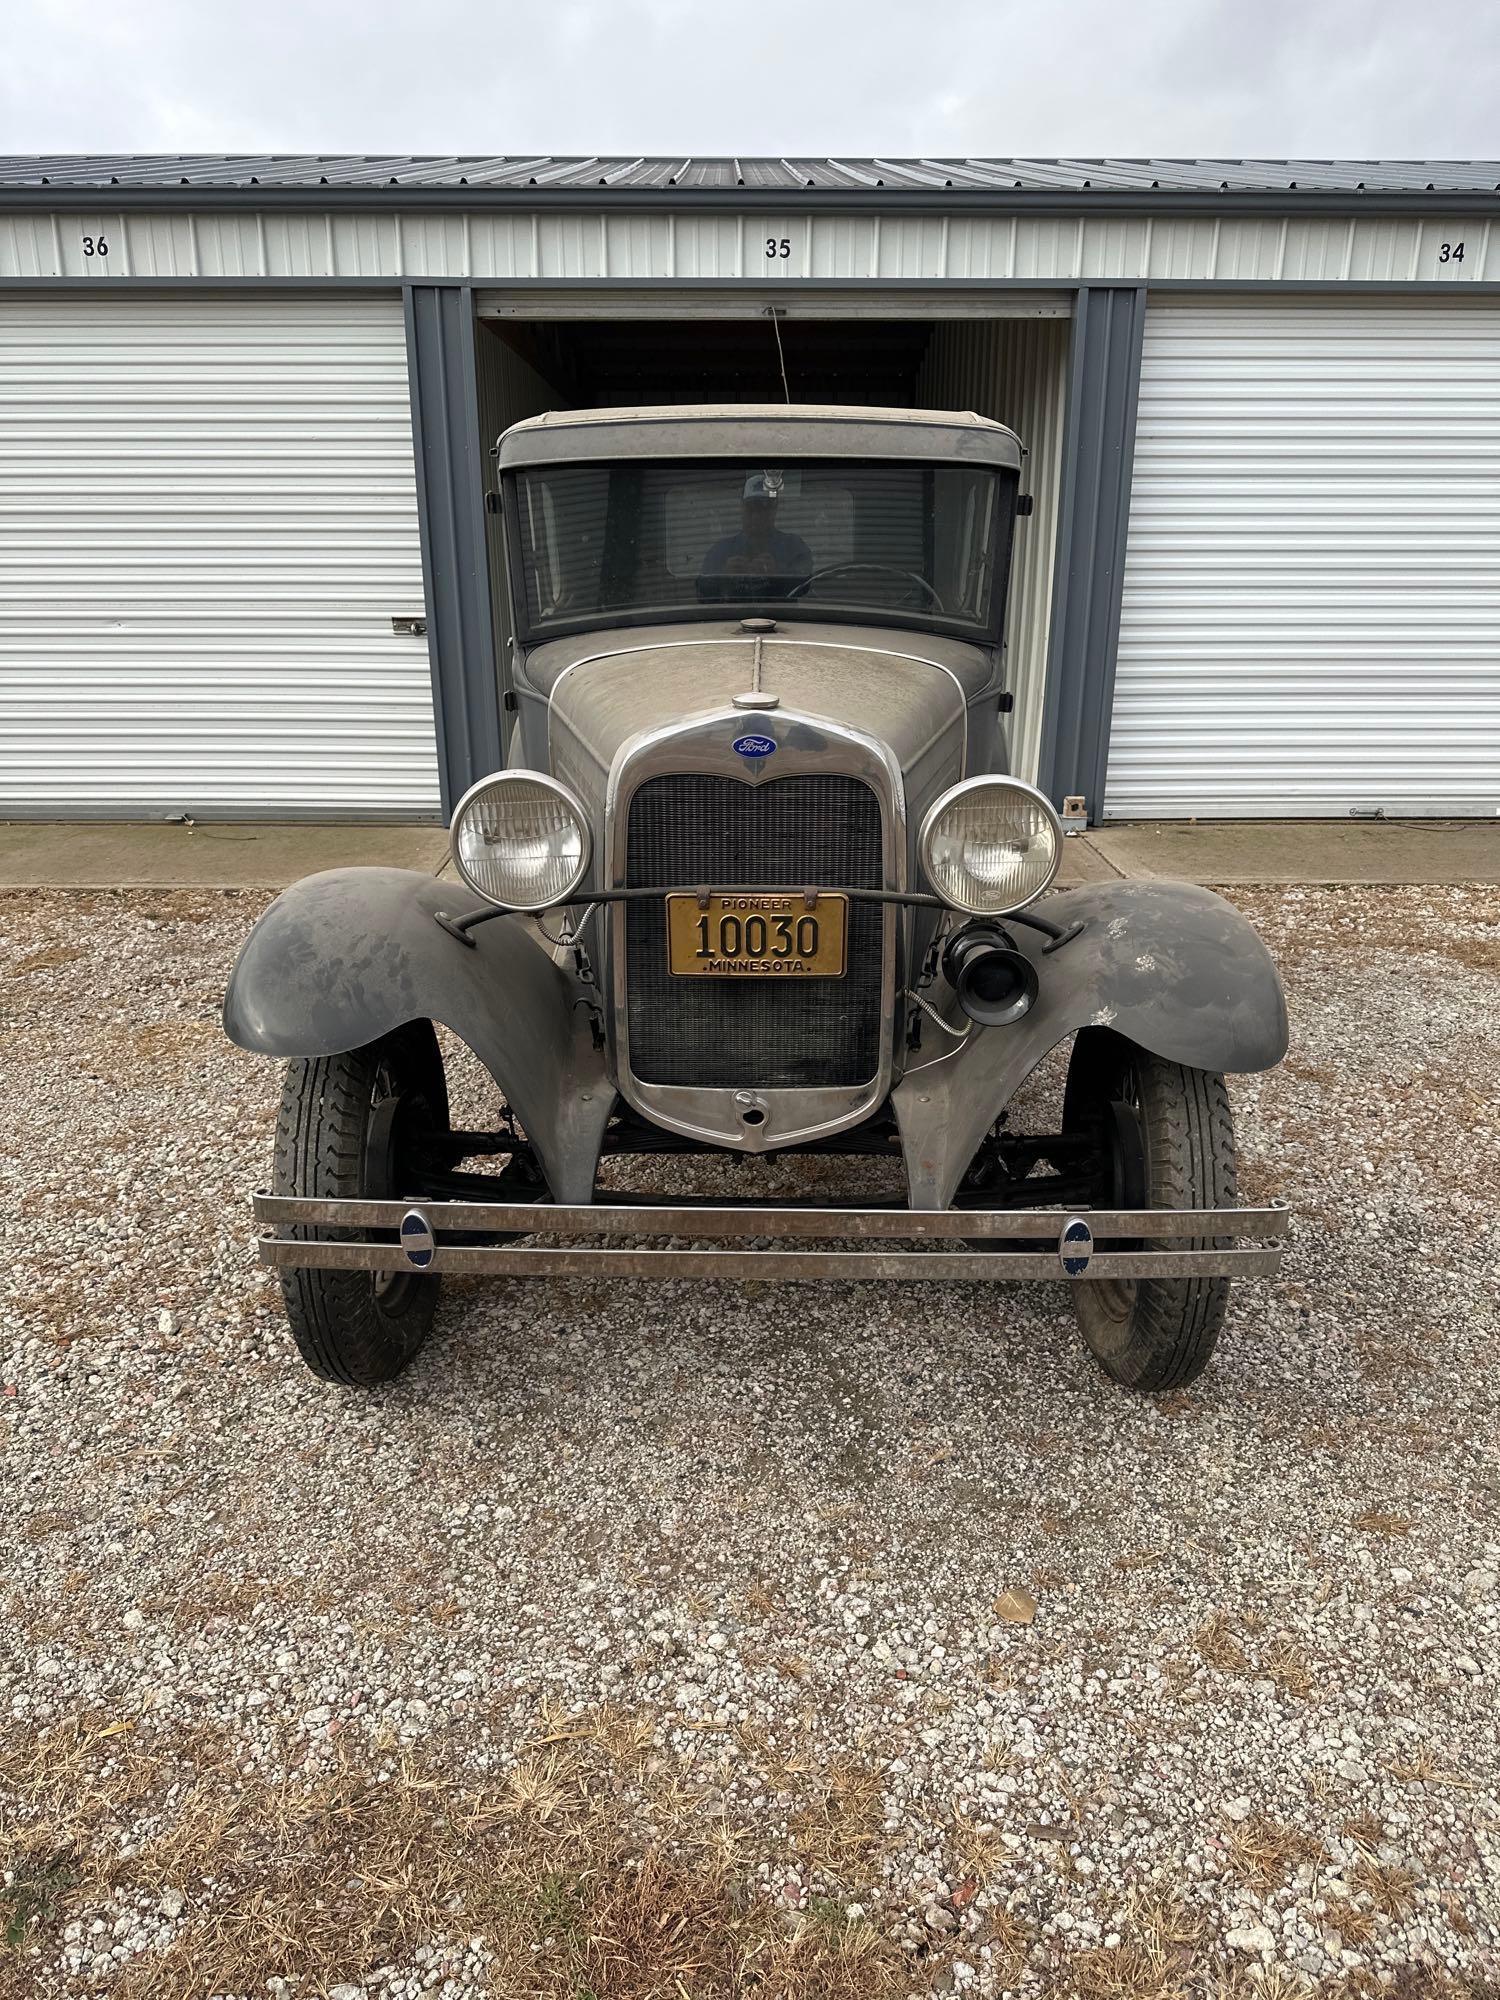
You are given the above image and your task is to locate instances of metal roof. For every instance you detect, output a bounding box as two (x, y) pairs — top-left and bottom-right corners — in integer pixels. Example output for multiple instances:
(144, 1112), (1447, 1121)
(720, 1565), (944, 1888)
(2, 155), (1499, 197)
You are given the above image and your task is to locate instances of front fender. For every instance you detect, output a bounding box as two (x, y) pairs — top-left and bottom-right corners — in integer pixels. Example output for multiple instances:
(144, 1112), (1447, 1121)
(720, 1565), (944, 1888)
(893, 880), (1288, 1209)
(222, 868), (614, 1203)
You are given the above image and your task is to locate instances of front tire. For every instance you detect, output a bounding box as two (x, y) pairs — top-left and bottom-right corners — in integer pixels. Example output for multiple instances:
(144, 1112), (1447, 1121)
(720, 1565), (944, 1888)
(1063, 1030), (1237, 1392)
(272, 1021), (449, 1386)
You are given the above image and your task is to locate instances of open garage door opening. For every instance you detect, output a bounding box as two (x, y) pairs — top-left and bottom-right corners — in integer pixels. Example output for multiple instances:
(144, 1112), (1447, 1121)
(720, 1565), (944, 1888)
(474, 308), (1070, 787)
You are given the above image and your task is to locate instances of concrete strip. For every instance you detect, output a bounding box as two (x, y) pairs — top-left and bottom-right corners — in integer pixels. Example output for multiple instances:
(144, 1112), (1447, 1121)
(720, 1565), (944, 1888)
(2, 817), (1497, 893)
(1056, 835), (1125, 885)
(1087, 819), (1500, 887)
(0, 821), (450, 890)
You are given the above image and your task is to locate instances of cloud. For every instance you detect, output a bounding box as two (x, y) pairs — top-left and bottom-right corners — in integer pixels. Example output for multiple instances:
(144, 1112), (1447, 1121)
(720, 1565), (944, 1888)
(0, 0), (1493, 158)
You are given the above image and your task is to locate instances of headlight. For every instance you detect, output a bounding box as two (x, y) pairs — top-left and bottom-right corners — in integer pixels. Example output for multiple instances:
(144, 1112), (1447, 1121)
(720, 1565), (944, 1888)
(918, 777), (1062, 916)
(449, 771), (591, 911)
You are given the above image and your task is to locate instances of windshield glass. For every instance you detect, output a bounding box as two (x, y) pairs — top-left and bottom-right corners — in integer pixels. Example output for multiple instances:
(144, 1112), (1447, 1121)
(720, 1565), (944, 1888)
(513, 457), (1013, 640)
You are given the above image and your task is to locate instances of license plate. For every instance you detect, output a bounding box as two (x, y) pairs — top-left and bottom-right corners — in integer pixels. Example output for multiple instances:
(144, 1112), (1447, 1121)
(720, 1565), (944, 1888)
(665, 893), (848, 978)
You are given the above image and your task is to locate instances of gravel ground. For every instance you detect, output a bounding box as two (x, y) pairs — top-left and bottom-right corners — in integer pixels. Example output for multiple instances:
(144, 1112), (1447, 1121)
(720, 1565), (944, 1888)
(1, 881), (1498, 1999)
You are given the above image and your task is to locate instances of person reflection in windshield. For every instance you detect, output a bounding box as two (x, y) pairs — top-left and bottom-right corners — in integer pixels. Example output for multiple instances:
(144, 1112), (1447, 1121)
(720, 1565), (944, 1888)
(697, 471), (813, 601)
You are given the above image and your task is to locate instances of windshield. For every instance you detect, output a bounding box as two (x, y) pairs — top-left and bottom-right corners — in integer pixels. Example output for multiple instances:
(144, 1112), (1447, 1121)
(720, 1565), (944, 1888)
(512, 457), (1013, 641)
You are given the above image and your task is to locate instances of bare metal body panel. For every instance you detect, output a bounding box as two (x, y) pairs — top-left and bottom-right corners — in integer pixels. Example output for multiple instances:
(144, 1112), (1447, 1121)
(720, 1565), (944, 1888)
(222, 868), (612, 1204)
(520, 621), (1001, 800)
(224, 870), (1285, 1214)
(498, 404), (1024, 471)
(894, 881), (1289, 1208)
(522, 619), (998, 702)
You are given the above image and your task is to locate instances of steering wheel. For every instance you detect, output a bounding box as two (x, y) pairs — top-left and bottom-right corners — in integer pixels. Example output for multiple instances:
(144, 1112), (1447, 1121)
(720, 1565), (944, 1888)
(787, 561), (945, 611)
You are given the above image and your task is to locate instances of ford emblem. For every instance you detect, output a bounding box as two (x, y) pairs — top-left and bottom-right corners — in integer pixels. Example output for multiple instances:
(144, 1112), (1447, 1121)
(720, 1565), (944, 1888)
(1057, 1216), (1094, 1278)
(399, 1208), (436, 1270)
(732, 733), (777, 759)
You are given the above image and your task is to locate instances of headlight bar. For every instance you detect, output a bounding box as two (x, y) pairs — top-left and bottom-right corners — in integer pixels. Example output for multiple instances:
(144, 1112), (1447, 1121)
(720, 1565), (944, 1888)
(433, 884), (1085, 952)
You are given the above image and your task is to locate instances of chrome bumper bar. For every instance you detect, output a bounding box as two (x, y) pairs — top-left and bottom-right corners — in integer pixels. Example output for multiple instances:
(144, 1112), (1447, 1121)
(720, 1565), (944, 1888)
(252, 1194), (1289, 1283)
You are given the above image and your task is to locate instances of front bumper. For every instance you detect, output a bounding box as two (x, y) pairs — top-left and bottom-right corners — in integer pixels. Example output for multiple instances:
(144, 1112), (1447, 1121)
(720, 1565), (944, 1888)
(252, 1194), (1289, 1283)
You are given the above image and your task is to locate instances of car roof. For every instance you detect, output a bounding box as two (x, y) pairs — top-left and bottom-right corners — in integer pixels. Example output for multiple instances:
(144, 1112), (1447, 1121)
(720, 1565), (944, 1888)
(496, 403), (1023, 470)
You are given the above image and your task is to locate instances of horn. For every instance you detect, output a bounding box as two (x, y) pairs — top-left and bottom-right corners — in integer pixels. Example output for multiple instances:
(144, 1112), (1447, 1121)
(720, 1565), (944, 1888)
(942, 923), (1039, 1028)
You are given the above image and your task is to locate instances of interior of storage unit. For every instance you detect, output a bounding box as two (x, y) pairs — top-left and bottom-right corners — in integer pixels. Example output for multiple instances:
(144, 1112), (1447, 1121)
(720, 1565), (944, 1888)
(474, 313), (1069, 786)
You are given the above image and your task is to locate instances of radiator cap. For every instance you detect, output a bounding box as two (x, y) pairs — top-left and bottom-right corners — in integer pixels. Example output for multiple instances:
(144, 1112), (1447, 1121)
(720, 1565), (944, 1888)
(739, 616), (777, 632)
(732, 690), (781, 710)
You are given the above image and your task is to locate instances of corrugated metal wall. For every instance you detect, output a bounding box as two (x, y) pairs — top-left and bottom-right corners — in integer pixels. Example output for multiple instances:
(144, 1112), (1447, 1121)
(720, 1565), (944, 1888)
(916, 318), (1069, 783)
(0, 293), (439, 816)
(1107, 296), (1500, 817)
(4, 206), (1495, 285)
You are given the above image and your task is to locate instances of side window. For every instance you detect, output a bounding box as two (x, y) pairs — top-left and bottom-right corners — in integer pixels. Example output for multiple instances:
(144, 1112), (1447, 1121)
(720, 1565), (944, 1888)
(959, 475), (996, 618)
(955, 485), (978, 609)
(933, 467), (998, 620)
(522, 467), (609, 616)
(524, 480), (563, 611)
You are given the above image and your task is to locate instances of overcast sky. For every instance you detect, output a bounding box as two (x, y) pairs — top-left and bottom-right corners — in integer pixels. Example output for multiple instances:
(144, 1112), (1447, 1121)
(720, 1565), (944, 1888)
(5, 0), (1496, 159)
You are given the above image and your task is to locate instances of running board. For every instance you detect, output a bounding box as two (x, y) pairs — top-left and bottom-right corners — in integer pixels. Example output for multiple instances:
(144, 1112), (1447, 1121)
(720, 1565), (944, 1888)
(252, 1194), (1289, 1283)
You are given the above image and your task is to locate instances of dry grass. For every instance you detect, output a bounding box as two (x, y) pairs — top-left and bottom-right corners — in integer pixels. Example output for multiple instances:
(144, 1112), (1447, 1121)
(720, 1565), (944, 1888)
(0, 1709), (918, 2000)
(1328, 1972), (1500, 2000)
(1193, 1612), (1252, 1675)
(1349, 1853), (1418, 1918)
(975, 1903), (1030, 1984)
(1259, 1637), (1318, 1703)
(3, 945), (86, 977)
(1211, 1968), (1311, 2000)
(1385, 1745), (1483, 1790)
(1064, 1887), (1204, 2000)
(1340, 1808), (1385, 1852)
(1442, 935), (1500, 974)
(788, 1756), (886, 1882)
(1222, 1811), (1326, 1890)
(1323, 1897), (1378, 1950)
(1318, 1854), (1418, 1954)
(1351, 1507), (1413, 1537)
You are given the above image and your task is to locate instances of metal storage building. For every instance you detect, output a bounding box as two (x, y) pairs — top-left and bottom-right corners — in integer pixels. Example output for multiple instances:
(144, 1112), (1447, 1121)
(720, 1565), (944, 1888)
(1, 155), (1497, 823)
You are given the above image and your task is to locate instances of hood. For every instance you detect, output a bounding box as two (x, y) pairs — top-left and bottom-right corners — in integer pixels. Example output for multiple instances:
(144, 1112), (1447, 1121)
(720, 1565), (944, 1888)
(539, 626), (979, 827)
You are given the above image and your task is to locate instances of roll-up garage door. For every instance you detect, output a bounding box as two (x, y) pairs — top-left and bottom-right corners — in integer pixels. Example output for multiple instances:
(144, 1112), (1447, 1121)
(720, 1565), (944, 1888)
(0, 294), (439, 816)
(1105, 297), (1500, 818)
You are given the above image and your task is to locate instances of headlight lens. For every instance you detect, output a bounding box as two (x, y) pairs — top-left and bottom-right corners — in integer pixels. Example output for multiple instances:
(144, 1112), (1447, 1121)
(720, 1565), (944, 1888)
(918, 777), (1062, 916)
(449, 771), (591, 911)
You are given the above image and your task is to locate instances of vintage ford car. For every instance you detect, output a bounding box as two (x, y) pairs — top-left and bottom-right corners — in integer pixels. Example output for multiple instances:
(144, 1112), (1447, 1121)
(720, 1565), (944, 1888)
(225, 405), (1289, 1392)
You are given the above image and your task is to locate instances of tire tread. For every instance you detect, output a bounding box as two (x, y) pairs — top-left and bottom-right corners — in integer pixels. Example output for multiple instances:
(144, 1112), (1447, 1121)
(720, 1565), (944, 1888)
(1069, 1033), (1237, 1392)
(271, 1024), (444, 1387)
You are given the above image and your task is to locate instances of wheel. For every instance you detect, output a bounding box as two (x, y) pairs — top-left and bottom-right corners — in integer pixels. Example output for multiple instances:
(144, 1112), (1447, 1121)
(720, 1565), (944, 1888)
(1062, 1028), (1237, 1391)
(272, 1021), (449, 1386)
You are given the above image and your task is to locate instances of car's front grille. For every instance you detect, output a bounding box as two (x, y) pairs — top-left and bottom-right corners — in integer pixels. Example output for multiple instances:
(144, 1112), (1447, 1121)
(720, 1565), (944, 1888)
(623, 774), (885, 1089)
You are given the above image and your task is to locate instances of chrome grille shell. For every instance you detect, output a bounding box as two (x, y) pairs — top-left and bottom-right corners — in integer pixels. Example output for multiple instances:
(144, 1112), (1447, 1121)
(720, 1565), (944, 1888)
(606, 707), (906, 1152)
(624, 772), (885, 1089)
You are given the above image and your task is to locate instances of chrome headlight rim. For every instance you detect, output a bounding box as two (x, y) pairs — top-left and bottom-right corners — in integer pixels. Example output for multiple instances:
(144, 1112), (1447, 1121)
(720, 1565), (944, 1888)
(917, 775), (1064, 917)
(448, 769), (592, 912)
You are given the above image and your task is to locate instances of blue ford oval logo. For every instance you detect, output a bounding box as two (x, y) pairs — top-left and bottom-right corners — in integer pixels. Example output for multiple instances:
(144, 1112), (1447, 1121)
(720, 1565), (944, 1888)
(400, 1208), (436, 1270)
(1058, 1216), (1094, 1278)
(732, 733), (777, 759)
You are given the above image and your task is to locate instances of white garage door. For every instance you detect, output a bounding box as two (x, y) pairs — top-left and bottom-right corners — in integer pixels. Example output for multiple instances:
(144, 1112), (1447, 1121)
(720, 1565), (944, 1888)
(1106, 297), (1500, 818)
(0, 294), (440, 816)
